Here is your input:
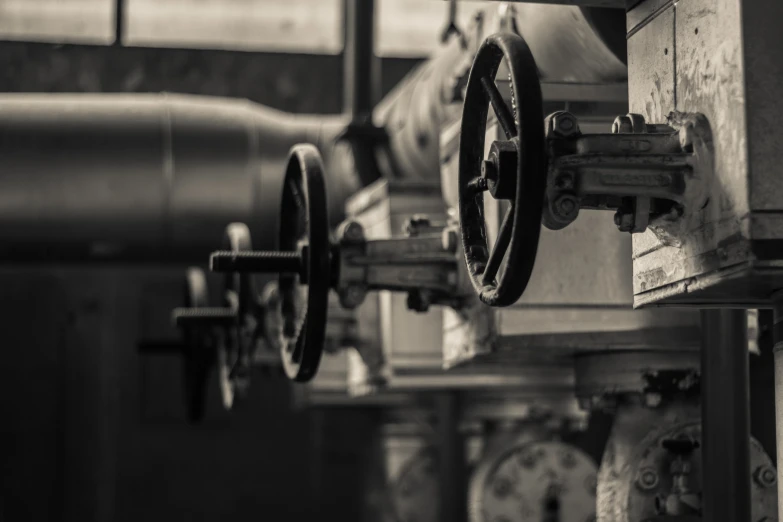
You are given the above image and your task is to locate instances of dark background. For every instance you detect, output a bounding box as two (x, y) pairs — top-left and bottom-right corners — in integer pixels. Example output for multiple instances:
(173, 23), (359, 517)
(0, 41), (420, 522)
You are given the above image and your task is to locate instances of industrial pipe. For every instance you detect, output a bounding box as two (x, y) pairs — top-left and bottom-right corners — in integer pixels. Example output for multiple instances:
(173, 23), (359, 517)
(0, 4), (627, 264)
(0, 93), (352, 263)
(375, 3), (627, 181)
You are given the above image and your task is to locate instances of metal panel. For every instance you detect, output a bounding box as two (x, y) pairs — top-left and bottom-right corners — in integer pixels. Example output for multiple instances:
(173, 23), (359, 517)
(626, 0), (783, 307)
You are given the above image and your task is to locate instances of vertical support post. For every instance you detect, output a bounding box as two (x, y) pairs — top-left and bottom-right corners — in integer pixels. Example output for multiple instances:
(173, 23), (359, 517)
(771, 296), (783, 522)
(435, 392), (467, 522)
(114, 0), (124, 46)
(700, 309), (751, 522)
(343, 0), (380, 124)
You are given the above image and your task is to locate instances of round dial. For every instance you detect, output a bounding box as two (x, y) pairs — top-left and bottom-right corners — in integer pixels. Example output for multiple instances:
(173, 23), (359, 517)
(470, 441), (597, 522)
(391, 449), (439, 522)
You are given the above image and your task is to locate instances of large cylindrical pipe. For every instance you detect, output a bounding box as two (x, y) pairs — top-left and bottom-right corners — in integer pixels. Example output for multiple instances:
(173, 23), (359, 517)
(0, 93), (349, 263)
(375, 3), (627, 181)
(0, 5), (627, 264)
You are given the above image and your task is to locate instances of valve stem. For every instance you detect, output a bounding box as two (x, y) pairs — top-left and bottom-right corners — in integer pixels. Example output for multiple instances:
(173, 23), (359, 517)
(172, 306), (237, 327)
(210, 250), (302, 274)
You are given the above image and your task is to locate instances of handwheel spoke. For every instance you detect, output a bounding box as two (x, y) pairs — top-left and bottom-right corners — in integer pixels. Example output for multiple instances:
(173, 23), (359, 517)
(482, 206), (514, 285)
(466, 176), (488, 195)
(481, 76), (516, 139)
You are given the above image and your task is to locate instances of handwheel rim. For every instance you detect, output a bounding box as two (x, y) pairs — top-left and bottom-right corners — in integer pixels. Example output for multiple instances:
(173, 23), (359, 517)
(279, 144), (330, 383)
(181, 267), (214, 423)
(457, 32), (547, 307)
(218, 222), (254, 409)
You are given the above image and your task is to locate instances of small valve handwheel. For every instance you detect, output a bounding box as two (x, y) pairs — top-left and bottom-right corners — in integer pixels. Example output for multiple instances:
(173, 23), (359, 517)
(277, 144), (331, 382)
(218, 222), (255, 409)
(458, 32), (547, 307)
(180, 267), (216, 423)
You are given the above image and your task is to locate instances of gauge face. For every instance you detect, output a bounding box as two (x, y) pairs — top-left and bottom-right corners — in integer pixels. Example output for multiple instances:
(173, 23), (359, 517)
(473, 441), (597, 522)
(392, 449), (439, 522)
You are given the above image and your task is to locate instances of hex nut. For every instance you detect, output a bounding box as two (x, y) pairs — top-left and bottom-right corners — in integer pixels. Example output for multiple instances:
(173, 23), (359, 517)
(553, 194), (579, 221)
(612, 115), (633, 134)
(754, 465), (777, 488)
(550, 111), (580, 138)
(340, 221), (365, 242)
(628, 113), (648, 133)
(636, 467), (660, 491)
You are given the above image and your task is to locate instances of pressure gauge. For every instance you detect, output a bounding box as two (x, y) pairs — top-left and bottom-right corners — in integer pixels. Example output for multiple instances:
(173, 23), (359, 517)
(469, 439), (597, 522)
(391, 448), (439, 522)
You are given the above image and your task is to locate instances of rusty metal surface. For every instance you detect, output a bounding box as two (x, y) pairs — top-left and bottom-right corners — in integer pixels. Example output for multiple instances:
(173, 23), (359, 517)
(625, 0), (783, 306)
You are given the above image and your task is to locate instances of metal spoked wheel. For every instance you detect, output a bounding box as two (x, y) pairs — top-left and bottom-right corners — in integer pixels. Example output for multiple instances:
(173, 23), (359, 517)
(277, 144), (331, 382)
(458, 32), (548, 307)
(180, 267), (216, 423)
(218, 222), (255, 409)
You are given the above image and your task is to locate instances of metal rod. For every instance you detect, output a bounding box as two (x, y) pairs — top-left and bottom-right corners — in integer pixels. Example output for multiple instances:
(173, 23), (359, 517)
(772, 297), (783, 522)
(435, 392), (467, 522)
(343, 0), (379, 123)
(114, 0), (124, 46)
(700, 309), (751, 522)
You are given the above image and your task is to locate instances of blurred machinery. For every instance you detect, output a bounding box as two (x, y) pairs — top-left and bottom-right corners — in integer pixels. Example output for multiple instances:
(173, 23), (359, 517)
(0, 1), (779, 522)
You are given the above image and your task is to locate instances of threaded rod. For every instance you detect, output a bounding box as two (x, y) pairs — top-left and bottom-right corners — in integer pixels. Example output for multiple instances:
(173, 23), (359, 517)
(210, 250), (302, 274)
(172, 307), (236, 327)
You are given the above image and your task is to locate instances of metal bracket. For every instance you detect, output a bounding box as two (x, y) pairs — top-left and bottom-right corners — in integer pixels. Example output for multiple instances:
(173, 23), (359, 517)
(334, 219), (461, 312)
(542, 111), (711, 235)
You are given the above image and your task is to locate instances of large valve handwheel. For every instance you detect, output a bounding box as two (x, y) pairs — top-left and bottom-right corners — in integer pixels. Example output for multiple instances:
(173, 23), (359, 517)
(218, 222), (255, 409)
(180, 267), (216, 423)
(277, 144), (331, 382)
(458, 32), (547, 307)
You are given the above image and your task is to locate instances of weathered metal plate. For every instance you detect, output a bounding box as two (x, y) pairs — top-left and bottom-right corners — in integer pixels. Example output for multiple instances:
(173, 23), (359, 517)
(628, 0), (783, 306)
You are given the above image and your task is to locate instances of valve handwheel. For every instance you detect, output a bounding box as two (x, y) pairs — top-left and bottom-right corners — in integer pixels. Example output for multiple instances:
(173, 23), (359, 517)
(210, 144), (331, 383)
(458, 32), (547, 307)
(180, 267), (217, 423)
(277, 145), (331, 382)
(218, 222), (255, 409)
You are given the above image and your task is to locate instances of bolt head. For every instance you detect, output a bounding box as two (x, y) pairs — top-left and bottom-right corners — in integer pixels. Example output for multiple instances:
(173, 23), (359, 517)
(627, 113), (648, 133)
(754, 465), (777, 488)
(340, 286), (367, 309)
(553, 194), (579, 220)
(612, 115), (633, 134)
(549, 111), (580, 138)
(340, 221), (365, 243)
(636, 467), (660, 491)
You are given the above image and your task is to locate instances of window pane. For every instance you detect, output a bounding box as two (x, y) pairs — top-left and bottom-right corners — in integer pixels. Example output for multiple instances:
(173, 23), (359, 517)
(377, 0), (487, 58)
(0, 0), (114, 44)
(124, 0), (342, 54)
